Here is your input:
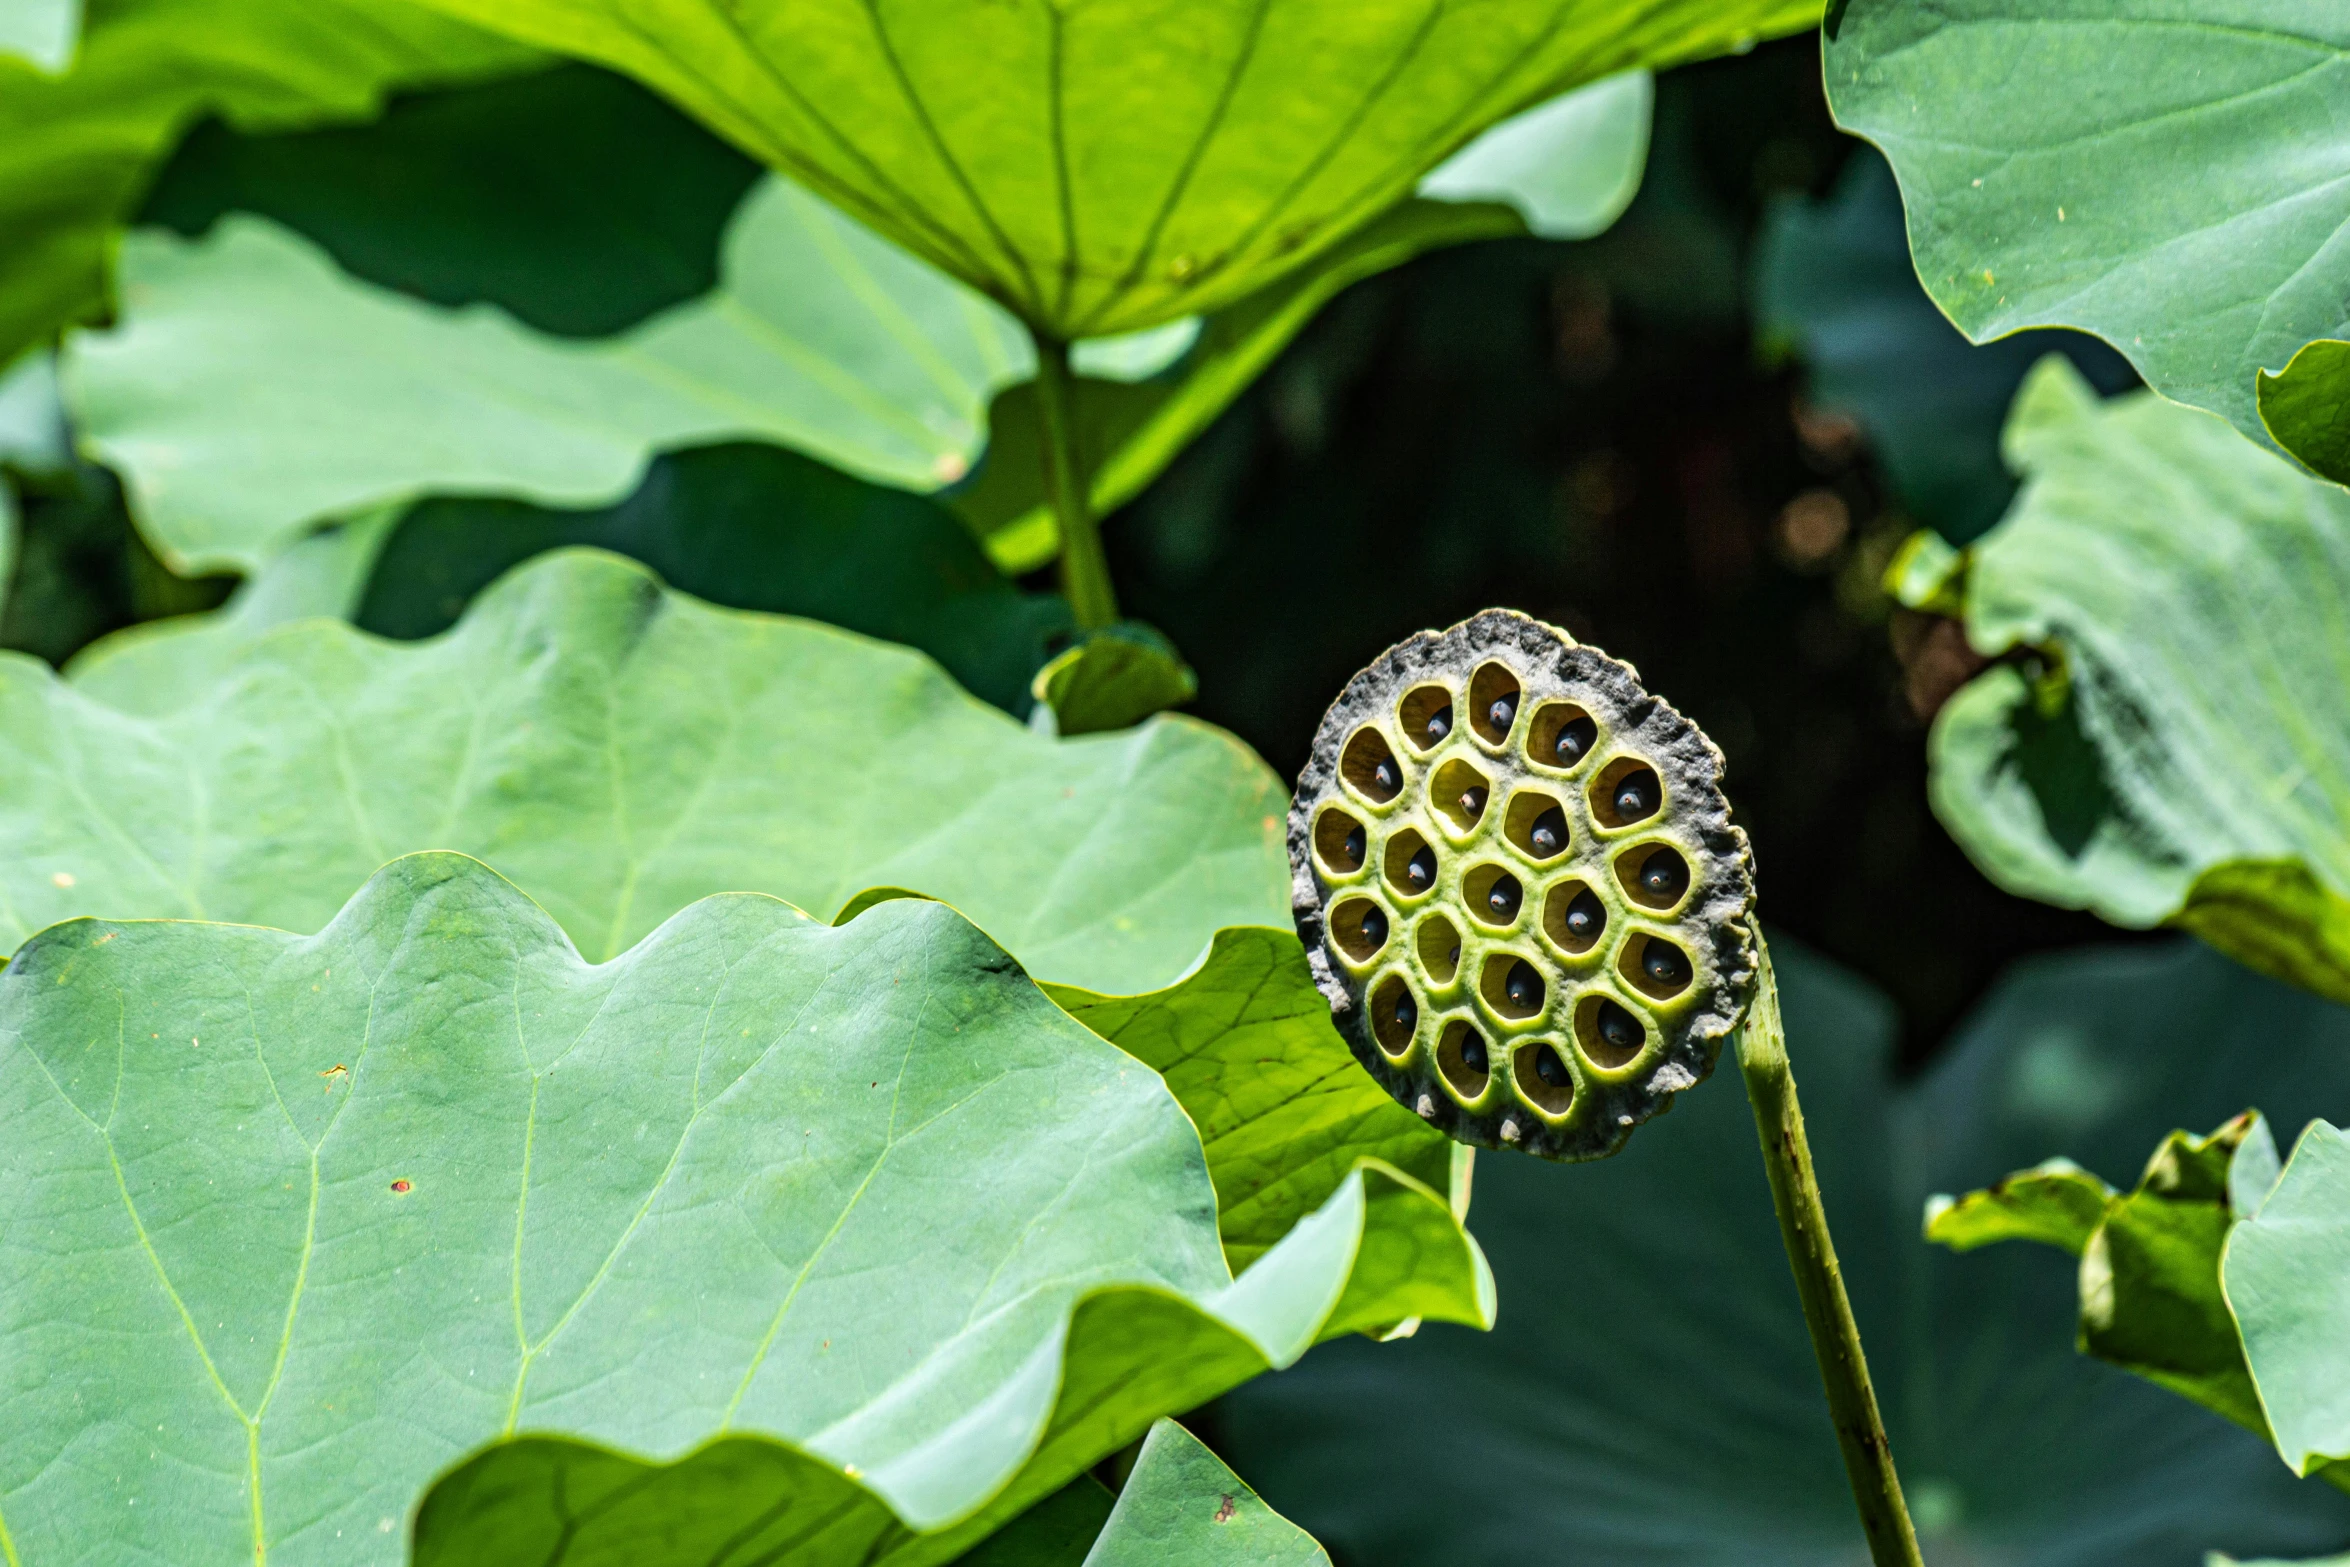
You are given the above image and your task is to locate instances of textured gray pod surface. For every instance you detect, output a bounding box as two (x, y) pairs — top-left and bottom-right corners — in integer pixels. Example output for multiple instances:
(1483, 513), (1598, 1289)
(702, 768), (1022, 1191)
(1289, 609), (1758, 1161)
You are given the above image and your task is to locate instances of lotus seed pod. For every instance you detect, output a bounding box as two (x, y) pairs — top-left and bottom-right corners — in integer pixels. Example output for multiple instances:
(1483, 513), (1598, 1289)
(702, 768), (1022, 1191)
(1289, 609), (1759, 1162)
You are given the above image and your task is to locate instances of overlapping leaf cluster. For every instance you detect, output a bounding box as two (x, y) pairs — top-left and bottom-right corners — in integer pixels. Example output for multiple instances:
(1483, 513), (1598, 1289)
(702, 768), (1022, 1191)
(0, 2), (1830, 1561)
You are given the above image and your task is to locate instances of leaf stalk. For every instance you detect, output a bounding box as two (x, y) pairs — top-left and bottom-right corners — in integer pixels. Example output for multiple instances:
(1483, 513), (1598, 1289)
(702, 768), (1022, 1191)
(1032, 331), (1117, 631)
(1738, 937), (1924, 1567)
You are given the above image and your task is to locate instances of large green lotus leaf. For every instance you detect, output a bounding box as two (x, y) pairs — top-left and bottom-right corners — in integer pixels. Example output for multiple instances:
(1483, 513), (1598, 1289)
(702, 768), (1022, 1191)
(0, 851), (1486, 1565)
(1751, 147), (2134, 545)
(352, 442), (1071, 717)
(0, 0), (536, 366)
(415, 1417), (1327, 1567)
(2228, 1120), (2350, 1481)
(1905, 357), (2350, 1006)
(1046, 927), (1463, 1275)
(1823, 0), (2350, 459)
(69, 174), (1035, 575)
(0, 547), (1287, 991)
(138, 61), (762, 340)
(402, 0), (1812, 339)
(1219, 935), (2350, 1563)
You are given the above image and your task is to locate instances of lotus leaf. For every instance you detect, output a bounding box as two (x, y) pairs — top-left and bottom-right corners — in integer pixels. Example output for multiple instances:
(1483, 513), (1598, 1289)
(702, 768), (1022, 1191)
(1, 548), (1288, 993)
(0, 852), (1486, 1565)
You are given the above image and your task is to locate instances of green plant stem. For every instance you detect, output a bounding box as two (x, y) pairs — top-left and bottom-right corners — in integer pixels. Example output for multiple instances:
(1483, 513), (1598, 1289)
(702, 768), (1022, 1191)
(1032, 331), (1116, 631)
(1738, 937), (1925, 1567)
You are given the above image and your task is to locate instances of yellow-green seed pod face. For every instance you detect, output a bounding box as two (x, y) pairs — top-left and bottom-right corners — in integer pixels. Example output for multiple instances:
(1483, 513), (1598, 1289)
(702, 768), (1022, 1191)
(1289, 610), (1758, 1162)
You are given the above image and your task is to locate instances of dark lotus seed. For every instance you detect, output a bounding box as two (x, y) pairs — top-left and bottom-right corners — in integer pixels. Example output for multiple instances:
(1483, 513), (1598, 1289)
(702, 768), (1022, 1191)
(1596, 998), (1642, 1053)
(1342, 825), (1365, 865)
(1611, 766), (1660, 821)
(1393, 990), (1418, 1030)
(1405, 845), (1436, 889)
(1358, 906), (1388, 948)
(1639, 848), (1688, 900)
(1486, 874), (1523, 920)
(1534, 1044), (1571, 1089)
(1424, 707), (1452, 744)
(1487, 692), (1518, 732)
(1642, 941), (1691, 988)
(1448, 943), (1462, 968)
(1528, 806), (1568, 858)
(1553, 715), (1598, 765)
(1373, 757), (1400, 794)
(1460, 785), (1488, 818)
(1563, 887), (1606, 941)
(1460, 1031), (1489, 1075)
(1504, 960), (1541, 1011)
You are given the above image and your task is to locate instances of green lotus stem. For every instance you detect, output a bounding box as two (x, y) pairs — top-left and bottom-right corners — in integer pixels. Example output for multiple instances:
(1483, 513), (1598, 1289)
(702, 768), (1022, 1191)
(1032, 331), (1117, 631)
(1738, 938), (1923, 1567)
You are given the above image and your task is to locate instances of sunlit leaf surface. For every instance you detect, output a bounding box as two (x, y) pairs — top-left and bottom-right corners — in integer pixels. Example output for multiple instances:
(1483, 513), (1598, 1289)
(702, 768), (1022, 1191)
(1, 548), (1288, 992)
(73, 176), (1032, 574)
(1826, 0), (2350, 457)
(406, 0), (1815, 337)
(0, 854), (1485, 1565)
